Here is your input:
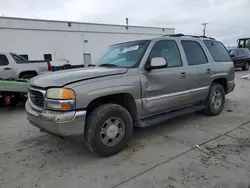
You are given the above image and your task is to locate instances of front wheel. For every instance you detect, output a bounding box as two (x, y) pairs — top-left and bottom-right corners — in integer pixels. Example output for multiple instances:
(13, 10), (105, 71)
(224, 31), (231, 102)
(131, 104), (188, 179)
(204, 83), (225, 116)
(84, 104), (133, 157)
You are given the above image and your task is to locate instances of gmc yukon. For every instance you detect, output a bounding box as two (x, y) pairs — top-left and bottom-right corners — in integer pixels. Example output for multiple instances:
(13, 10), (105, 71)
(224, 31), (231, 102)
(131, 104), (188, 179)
(26, 34), (235, 157)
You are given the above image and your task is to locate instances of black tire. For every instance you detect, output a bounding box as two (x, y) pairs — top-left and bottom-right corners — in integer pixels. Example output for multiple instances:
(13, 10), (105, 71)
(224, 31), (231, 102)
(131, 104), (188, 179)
(20, 74), (36, 79)
(84, 103), (133, 157)
(242, 62), (249, 71)
(204, 83), (225, 116)
(10, 94), (21, 106)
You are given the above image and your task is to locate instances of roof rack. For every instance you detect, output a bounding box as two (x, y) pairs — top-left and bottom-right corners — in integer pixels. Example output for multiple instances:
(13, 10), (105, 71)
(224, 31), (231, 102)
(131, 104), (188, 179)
(162, 33), (215, 40)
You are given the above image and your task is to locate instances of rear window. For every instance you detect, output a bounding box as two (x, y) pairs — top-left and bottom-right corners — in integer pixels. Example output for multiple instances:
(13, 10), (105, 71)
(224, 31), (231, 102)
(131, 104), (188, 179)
(204, 41), (231, 62)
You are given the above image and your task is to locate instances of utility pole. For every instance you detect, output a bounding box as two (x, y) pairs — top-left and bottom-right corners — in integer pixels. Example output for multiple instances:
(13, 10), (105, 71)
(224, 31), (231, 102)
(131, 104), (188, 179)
(202, 23), (209, 36)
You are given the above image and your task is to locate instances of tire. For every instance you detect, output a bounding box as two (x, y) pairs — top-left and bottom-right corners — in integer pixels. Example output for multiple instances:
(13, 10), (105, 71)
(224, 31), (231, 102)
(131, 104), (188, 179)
(242, 62), (249, 71)
(10, 94), (21, 106)
(204, 83), (225, 116)
(20, 74), (36, 79)
(84, 103), (133, 157)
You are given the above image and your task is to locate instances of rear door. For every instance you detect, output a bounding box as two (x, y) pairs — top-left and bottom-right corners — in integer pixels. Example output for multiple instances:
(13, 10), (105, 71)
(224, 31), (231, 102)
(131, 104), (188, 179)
(180, 40), (211, 104)
(0, 54), (14, 79)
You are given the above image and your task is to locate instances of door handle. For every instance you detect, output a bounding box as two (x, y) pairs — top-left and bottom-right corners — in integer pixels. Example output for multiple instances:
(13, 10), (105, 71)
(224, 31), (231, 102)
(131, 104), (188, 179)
(206, 68), (211, 74)
(180, 72), (187, 78)
(4, 67), (11, 70)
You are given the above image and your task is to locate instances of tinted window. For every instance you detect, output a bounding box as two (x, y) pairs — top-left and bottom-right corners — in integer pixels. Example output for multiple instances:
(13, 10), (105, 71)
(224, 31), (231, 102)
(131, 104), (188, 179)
(149, 40), (182, 67)
(0, 55), (9, 66)
(20, 54), (29, 60)
(204, 41), (231, 62)
(44, 54), (52, 61)
(236, 49), (245, 55)
(10, 53), (28, 63)
(236, 48), (249, 55)
(181, 41), (208, 66)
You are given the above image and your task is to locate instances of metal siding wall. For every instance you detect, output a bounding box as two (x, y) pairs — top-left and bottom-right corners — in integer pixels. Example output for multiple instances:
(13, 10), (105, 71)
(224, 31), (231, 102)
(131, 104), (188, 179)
(0, 17), (174, 35)
(0, 18), (174, 65)
(0, 29), (84, 65)
(83, 33), (161, 62)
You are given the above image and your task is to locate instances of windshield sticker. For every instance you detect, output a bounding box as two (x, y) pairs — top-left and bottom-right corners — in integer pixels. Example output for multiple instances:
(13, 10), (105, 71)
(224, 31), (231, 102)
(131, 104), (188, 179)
(122, 45), (139, 53)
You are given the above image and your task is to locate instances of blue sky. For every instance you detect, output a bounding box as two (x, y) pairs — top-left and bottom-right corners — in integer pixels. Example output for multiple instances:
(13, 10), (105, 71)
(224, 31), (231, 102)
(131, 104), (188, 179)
(0, 0), (249, 46)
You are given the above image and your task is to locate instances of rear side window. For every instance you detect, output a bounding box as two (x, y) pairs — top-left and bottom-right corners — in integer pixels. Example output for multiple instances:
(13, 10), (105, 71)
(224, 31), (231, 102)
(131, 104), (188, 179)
(204, 41), (231, 62)
(0, 55), (9, 66)
(10, 53), (29, 63)
(181, 41), (208, 66)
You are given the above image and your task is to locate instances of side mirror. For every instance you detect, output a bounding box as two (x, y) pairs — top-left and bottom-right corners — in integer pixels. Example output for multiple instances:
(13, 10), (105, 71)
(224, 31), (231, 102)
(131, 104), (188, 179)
(146, 57), (167, 70)
(230, 54), (236, 58)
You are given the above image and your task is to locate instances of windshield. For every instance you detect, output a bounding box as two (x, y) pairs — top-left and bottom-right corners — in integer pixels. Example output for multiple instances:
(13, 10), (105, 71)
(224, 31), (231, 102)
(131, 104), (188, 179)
(95, 40), (150, 68)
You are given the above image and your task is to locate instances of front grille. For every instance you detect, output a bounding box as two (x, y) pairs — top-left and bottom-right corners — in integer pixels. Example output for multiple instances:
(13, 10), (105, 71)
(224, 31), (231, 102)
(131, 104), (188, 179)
(29, 89), (44, 108)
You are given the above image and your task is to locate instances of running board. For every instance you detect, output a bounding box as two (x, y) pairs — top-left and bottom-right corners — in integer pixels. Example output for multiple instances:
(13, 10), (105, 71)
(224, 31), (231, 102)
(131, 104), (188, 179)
(138, 104), (205, 128)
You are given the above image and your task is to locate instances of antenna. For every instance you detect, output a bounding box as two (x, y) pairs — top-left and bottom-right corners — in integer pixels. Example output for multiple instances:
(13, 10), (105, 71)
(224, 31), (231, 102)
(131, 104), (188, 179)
(202, 23), (209, 36)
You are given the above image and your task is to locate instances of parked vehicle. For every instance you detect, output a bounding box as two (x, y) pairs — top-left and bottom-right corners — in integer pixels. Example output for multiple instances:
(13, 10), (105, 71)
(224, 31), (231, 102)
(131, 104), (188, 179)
(26, 34), (235, 157)
(228, 48), (250, 70)
(0, 79), (28, 106)
(238, 38), (250, 50)
(0, 52), (52, 80)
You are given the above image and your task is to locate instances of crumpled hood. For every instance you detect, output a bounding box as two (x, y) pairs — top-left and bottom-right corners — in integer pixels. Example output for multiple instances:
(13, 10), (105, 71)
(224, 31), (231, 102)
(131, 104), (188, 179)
(29, 67), (127, 88)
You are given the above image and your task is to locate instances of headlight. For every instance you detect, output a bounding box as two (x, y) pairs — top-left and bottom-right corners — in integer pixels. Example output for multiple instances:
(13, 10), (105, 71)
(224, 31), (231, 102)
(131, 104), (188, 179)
(46, 88), (75, 110)
(46, 88), (75, 99)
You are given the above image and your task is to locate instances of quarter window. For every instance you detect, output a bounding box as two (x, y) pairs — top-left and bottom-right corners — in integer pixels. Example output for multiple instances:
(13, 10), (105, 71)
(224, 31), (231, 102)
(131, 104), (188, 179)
(181, 41), (208, 66)
(149, 40), (182, 68)
(204, 40), (232, 62)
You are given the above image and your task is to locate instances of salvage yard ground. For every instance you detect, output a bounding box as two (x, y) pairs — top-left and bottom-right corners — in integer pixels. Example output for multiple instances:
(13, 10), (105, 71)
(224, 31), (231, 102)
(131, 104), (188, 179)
(1, 71), (250, 188)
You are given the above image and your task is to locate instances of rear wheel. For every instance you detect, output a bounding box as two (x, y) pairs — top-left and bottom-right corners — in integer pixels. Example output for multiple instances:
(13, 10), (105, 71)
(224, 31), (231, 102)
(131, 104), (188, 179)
(242, 62), (249, 71)
(204, 83), (225, 116)
(84, 104), (133, 157)
(20, 74), (36, 79)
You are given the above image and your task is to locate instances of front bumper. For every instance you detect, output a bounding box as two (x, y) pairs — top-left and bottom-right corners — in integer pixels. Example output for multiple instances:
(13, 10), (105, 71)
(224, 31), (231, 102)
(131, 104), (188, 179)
(26, 101), (86, 137)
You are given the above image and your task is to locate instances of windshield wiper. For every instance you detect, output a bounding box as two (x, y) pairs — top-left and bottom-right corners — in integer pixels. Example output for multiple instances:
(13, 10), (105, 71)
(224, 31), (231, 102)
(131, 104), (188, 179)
(88, 64), (96, 67)
(99, 63), (117, 67)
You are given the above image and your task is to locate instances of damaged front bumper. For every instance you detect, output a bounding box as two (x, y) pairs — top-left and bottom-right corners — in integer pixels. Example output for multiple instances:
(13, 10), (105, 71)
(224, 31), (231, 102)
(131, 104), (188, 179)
(26, 101), (86, 138)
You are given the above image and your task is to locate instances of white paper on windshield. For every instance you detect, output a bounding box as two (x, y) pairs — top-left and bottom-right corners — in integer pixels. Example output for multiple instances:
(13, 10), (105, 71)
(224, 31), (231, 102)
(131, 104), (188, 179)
(122, 45), (139, 53)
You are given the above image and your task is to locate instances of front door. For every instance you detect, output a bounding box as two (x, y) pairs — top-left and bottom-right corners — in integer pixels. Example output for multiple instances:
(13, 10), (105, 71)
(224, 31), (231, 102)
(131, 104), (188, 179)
(0, 54), (13, 79)
(141, 40), (191, 116)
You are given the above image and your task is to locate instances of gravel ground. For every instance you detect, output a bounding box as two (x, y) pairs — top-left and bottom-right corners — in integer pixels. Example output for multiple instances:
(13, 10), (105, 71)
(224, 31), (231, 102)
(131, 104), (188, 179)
(1, 71), (250, 188)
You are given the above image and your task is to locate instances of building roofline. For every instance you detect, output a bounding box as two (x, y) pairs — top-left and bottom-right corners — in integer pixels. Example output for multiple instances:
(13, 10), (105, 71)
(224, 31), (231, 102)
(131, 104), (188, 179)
(0, 16), (175, 31)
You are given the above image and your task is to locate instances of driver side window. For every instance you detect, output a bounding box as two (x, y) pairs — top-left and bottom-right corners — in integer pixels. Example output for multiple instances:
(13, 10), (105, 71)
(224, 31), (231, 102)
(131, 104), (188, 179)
(149, 40), (182, 68)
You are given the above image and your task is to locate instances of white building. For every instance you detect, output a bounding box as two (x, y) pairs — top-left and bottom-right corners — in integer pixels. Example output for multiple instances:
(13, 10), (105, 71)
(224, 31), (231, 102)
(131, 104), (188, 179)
(0, 17), (174, 66)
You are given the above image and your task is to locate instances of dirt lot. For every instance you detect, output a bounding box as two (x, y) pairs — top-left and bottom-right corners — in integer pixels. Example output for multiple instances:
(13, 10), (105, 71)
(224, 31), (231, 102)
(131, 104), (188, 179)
(1, 71), (250, 188)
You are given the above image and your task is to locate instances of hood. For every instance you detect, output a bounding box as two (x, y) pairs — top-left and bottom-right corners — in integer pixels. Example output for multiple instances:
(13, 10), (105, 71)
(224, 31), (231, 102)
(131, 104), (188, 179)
(29, 67), (127, 88)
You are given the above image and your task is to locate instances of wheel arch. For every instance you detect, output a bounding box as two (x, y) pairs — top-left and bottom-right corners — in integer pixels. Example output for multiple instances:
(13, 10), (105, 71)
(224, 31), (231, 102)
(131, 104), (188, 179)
(19, 71), (38, 78)
(86, 93), (138, 124)
(211, 77), (228, 93)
